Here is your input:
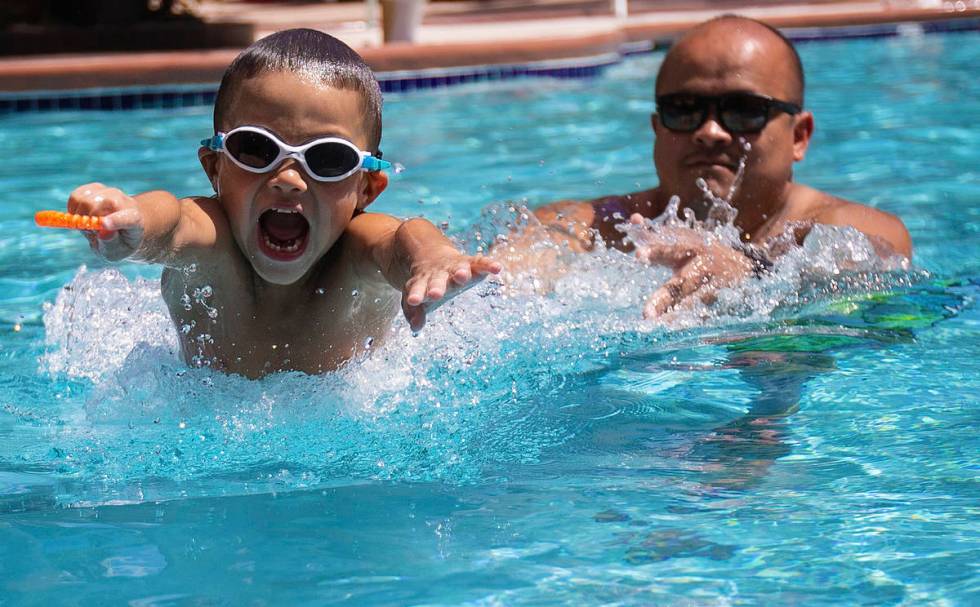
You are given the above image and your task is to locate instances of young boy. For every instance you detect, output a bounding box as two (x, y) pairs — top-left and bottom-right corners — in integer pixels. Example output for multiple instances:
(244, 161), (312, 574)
(66, 29), (499, 377)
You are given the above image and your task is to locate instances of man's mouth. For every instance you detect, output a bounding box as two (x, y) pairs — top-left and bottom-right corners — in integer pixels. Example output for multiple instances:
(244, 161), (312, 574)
(257, 208), (310, 261)
(687, 158), (737, 171)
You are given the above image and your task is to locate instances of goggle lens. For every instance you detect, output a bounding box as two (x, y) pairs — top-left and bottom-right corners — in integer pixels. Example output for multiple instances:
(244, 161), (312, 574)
(225, 130), (281, 169)
(305, 141), (362, 178)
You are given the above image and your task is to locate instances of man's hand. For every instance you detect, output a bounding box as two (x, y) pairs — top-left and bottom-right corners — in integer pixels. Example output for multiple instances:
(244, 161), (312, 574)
(629, 213), (756, 318)
(68, 182), (145, 261)
(400, 248), (501, 331)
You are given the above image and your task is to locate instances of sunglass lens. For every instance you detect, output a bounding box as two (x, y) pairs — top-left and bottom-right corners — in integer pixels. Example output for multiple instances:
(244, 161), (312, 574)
(225, 131), (280, 169)
(305, 142), (361, 178)
(659, 96), (706, 132)
(720, 95), (771, 133)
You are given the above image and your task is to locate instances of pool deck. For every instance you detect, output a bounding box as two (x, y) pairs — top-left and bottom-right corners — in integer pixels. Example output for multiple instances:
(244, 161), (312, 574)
(1, 0), (979, 93)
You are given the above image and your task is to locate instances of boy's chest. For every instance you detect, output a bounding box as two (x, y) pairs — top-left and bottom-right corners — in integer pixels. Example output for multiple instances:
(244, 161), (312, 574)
(163, 268), (399, 376)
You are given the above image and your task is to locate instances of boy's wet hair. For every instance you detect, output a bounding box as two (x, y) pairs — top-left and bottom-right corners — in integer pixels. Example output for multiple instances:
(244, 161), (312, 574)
(213, 28), (383, 153)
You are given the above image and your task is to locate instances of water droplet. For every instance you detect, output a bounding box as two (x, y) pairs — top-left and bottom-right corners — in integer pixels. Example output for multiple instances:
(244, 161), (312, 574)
(363, 336), (374, 349)
(351, 289), (359, 297)
(316, 288), (325, 295)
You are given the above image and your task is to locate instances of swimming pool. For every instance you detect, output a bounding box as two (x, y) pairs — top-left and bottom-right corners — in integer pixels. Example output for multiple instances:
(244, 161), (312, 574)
(1, 30), (978, 604)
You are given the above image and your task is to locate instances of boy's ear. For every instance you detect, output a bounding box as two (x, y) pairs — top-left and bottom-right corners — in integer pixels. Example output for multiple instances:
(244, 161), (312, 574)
(357, 170), (388, 211)
(198, 147), (219, 192)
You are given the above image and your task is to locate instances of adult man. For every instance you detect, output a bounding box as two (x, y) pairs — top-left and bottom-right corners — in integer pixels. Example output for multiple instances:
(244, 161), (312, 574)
(505, 15), (911, 317)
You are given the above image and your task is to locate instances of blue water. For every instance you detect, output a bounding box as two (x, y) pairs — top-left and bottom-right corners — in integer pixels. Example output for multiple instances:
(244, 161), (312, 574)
(1, 31), (979, 605)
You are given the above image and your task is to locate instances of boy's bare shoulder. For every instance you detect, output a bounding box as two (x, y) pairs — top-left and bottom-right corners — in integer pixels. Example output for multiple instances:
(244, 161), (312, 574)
(160, 195), (245, 288)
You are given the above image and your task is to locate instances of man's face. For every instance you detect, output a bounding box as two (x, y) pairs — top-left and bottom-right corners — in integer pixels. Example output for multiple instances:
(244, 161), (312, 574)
(652, 25), (810, 214)
(202, 71), (385, 286)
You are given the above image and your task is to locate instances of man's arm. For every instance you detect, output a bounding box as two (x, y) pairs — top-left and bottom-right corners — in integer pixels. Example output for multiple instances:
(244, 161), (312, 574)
(488, 199), (600, 290)
(345, 212), (500, 330)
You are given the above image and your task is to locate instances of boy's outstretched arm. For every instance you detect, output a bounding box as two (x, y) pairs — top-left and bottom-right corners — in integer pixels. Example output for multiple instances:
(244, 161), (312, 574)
(346, 213), (501, 331)
(67, 182), (220, 265)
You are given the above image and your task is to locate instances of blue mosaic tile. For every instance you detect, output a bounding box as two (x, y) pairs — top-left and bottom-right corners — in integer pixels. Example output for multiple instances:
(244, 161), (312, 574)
(922, 17), (980, 33)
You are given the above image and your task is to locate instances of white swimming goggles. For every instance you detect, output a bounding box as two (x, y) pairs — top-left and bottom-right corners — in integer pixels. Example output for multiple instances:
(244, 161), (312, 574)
(201, 125), (391, 182)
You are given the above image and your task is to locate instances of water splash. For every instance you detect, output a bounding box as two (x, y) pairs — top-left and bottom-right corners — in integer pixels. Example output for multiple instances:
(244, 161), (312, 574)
(29, 201), (927, 505)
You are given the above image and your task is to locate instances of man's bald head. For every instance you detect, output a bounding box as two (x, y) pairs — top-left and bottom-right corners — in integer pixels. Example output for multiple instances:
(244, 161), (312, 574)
(656, 16), (805, 105)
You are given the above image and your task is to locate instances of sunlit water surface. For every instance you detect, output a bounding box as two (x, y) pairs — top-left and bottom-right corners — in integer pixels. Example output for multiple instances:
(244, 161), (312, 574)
(0, 32), (978, 605)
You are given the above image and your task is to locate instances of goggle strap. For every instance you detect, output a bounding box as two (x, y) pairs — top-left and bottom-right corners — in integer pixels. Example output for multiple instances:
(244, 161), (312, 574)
(361, 155), (392, 172)
(200, 133), (225, 151)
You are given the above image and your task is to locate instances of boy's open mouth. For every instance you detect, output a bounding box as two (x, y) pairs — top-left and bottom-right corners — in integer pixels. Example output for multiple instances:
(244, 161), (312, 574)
(257, 208), (309, 261)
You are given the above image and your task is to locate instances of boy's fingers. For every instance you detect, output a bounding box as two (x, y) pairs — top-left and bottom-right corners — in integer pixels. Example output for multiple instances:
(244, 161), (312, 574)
(450, 264), (473, 285)
(401, 299), (426, 332)
(405, 277), (428, 307)
(99, 207), (142, 232)
(426, 273), (449, 300)
(471, 256), (502, 276)
(68, 183), (106, 214)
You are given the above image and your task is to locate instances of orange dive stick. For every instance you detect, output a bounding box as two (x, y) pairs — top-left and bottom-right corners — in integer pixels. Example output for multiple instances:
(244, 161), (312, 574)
(34, 210), (103, 231)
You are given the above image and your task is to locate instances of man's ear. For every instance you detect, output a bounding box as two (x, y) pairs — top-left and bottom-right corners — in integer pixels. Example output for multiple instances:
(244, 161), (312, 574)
(792, 111), (814, 162)
(357, 170), (388, 211)
(199, 147), (219, 192)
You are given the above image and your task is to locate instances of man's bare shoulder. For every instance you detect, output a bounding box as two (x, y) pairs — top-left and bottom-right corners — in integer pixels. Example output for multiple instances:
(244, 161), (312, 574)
(531, 189), (662, 251)
(789, 185), (912, 258)
(533, 199), (596, 225)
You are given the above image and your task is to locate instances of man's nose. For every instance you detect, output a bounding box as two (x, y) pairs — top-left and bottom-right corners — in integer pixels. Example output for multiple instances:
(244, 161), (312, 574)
(692, 111), (732, 148)
(268, 158), (309, 193)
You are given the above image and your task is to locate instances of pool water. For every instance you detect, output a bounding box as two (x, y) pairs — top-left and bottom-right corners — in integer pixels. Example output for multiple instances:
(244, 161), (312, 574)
(1, 31), (979, 605)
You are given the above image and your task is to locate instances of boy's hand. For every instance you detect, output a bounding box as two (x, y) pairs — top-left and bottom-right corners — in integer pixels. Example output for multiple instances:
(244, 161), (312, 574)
(68, 182), (145, 261)
(401, 248), (501, 332)
(629, 214), (754, 318)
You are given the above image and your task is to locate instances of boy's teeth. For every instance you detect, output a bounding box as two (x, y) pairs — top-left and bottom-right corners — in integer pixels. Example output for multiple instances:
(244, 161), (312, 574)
(263, 233), (302, 253)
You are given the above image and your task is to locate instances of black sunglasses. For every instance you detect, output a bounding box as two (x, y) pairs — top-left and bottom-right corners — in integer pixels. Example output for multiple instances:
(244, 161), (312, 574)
(655, 92), (802, 134)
